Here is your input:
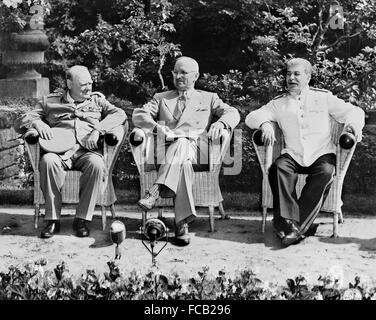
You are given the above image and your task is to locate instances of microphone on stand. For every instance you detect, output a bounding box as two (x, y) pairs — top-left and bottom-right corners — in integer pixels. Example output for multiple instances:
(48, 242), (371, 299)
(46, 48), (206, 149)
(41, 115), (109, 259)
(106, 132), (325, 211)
(110, 220), (126, 259)
(141, 218), (168, 267)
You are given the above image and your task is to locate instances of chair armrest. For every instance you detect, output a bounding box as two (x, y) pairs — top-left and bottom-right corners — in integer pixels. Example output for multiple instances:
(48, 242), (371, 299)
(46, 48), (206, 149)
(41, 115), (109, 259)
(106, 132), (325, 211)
(209, 128), (232, 171)
(24, 128), (39, 144)
(251, 125), (278, 174)
(23, 128), (40, 172)
(128, 127), (151, 174)
(328, 117), (357, 177)
(103, 122), (128, 174)
(335, 140), (357, 179)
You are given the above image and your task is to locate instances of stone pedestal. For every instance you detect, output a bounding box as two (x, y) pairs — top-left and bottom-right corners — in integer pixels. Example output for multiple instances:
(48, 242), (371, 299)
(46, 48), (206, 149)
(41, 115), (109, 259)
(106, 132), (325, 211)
(0, 29), (50, 98)
(0, 77), (49, 98)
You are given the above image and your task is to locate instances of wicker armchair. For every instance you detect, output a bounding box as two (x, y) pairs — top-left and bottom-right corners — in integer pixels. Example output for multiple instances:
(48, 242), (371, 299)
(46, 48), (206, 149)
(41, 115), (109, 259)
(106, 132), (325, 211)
(128, 128), (233, 232)
(252, 118), (357, 237)
(24, 123), (128, 230)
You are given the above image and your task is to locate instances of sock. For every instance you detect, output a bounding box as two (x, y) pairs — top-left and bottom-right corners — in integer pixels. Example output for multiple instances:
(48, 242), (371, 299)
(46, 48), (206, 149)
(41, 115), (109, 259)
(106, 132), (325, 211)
(148, 184), (160, 197)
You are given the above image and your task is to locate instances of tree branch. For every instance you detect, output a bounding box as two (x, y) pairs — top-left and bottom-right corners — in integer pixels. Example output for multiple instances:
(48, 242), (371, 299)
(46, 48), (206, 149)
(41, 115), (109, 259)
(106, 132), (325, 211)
(143, 0), (151, 18)
(157, 54), (166, 90)
(320, 31), (362, 52)
(312, 0), (324, 47)
(312, 1), (335, 53)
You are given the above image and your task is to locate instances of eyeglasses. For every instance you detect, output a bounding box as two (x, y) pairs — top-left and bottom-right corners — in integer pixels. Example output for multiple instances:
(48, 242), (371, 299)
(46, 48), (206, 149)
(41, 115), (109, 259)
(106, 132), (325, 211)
(171, 71), (197, 77)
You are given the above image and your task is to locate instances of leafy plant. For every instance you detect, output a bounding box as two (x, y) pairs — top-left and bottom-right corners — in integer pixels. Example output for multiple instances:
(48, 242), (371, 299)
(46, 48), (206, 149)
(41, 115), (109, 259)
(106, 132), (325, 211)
(2, 259), (376, 300)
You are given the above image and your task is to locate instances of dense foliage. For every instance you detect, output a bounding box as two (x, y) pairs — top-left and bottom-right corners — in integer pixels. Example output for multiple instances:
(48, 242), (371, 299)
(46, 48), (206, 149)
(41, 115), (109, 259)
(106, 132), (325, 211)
(1, 0), (375, 195)
(0, 259), (375, 300)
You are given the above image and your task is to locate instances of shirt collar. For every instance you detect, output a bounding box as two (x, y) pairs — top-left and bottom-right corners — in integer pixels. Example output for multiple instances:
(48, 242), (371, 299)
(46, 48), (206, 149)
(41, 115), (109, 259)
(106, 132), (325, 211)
(177, 88), (195, 99)
(65, 91), (88, 104)
(65, 91), (75, 103)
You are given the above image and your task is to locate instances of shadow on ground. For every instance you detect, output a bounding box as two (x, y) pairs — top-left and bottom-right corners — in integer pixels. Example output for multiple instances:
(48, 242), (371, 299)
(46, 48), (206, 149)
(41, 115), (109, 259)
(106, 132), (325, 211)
(319, 236), (376, 254)
(0, 212), (267, 248)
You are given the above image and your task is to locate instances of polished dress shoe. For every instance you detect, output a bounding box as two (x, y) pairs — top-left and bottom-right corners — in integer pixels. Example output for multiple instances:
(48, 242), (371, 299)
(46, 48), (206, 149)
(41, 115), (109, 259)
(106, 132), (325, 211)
(282, 221), (303, 246)
(174, 223), (190, 246)
(273, 217), (289, 240)
(72, 218), (90, 237)
(138, 191), (159, 211)
(275, 230), (286, 240)
(40, 220), (60, 239)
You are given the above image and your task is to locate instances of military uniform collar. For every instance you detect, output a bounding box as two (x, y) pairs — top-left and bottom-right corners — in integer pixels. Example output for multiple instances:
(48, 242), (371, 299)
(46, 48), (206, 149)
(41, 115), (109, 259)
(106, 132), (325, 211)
(62, 90), (89, 106)
(287, 85), (310, 101)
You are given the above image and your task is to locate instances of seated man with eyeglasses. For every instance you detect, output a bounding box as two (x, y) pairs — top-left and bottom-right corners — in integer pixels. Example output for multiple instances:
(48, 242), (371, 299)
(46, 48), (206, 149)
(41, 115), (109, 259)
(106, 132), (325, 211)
(132, 56), (240, 246)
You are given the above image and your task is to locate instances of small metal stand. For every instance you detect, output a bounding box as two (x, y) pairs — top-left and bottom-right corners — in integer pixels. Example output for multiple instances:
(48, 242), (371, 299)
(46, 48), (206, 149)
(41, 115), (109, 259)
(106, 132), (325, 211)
(141, 218), (169, 267)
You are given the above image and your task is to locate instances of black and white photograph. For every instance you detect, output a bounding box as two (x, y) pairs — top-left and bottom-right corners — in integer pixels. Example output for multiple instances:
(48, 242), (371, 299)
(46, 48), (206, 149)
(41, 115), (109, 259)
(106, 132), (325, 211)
(0, 0), (375, 308)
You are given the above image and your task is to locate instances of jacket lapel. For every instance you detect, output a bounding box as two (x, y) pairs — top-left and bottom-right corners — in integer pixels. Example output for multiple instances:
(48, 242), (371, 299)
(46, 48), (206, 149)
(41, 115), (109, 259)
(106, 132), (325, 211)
(162, 91), (180, 120)
(176, 90), (202, 128)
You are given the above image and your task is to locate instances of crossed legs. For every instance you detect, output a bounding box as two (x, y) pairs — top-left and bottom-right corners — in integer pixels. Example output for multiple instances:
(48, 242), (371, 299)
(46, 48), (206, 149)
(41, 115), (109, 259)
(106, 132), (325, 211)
(138, 137), (206, 245)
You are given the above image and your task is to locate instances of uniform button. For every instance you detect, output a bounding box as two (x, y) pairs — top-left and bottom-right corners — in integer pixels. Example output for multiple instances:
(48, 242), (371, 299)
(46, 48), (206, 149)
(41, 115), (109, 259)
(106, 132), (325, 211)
(301, 114), (304, 118)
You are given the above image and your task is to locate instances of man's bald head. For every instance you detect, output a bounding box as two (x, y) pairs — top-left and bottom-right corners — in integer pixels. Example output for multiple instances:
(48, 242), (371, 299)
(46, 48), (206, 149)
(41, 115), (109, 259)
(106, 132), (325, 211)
(66, 65), (90, 81)
(66, 65), (93, 101)
(175, 56), (199, 73)
(172, 56), (200, 91)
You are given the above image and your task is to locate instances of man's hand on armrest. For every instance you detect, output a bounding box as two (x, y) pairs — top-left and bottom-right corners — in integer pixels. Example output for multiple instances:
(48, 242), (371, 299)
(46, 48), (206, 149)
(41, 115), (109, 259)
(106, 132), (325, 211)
(32, 120), (53, 140)
(82, 129), (100, 150)
(207, 121), (227, 141)
(260, 121), (276, 146)
(344, 124), (362, 142)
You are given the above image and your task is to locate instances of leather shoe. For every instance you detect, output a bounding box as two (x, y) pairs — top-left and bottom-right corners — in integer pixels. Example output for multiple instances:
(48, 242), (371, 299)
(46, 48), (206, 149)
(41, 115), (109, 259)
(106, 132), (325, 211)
(72, 218), (90, 237)
(138, 191), (159, 211)
(40, 220), (60, 239)
(174, 222), (190, 246)
(282, 220), (303, 246)
(282, 230), (303, 246)
(275, 230), (286, 240)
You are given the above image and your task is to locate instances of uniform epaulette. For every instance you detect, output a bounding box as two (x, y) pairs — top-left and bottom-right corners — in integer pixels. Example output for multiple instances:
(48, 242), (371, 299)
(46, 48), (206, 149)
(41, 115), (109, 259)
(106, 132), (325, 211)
(310, 87), (329, 92)
(91, 91), (105, 99)
(272, 93), (286, 100)
(47, 92), (63, 97)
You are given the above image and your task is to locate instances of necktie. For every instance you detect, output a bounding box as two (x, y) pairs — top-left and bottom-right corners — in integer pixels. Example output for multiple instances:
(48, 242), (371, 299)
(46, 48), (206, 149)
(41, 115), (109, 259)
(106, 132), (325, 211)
(173, 93), (187, 119)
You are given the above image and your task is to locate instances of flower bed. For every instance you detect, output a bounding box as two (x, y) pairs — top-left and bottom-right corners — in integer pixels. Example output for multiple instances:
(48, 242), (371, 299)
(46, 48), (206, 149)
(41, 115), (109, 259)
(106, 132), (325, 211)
(1, 259), (375, 300)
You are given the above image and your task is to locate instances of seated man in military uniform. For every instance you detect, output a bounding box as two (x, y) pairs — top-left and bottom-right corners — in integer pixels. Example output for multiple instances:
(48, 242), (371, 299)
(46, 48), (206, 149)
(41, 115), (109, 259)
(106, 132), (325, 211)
(245, 58), (365, 246)
(15, 65), (127, 238)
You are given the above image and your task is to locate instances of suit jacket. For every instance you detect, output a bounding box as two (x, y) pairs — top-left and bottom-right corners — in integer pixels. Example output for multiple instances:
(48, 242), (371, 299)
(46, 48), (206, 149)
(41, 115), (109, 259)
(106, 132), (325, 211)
(15, 91), (127, 149)
(245, 86), (365, 166)
(132, 89), (240, 140)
